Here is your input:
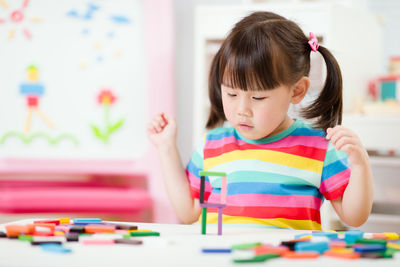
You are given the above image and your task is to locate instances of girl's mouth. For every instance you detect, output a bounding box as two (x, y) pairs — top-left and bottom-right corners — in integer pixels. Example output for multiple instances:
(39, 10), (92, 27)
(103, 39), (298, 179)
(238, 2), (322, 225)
(239, 123), (253, 131)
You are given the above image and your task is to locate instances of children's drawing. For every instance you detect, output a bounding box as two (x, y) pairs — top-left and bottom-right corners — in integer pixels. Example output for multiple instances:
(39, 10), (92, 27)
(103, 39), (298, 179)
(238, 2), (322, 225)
(20, 65), (54, 134)
(91, 89), (124, 144)
(66, 2), (131, 68)
(0, 132), (78, 145)
(0, 0), (148, 160)
(0, 65), (78, 146)
(66, 2), (99, 20)
(0, 0), (42, 40)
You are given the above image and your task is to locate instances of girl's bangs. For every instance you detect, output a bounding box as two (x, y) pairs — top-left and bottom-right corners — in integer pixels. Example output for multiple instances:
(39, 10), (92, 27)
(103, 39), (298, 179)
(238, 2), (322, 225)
(219, 38), (284, 91)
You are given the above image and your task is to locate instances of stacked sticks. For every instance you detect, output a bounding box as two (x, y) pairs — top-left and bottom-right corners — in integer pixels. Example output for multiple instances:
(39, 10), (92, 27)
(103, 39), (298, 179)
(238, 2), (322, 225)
(199, 171), (227, 235)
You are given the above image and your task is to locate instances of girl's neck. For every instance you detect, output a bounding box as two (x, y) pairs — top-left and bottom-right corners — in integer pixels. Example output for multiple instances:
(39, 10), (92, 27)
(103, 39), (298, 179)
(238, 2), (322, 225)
(265, 115), (294, 138)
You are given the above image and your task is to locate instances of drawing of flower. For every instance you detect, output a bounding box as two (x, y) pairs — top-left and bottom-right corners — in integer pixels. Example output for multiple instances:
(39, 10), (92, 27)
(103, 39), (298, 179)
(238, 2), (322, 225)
(97, 89), (116, 105)
(91, 88), (124, 143)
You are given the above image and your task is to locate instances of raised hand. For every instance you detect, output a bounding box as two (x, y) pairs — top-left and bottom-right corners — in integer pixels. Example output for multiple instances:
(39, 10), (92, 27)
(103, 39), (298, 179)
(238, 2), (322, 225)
(326, 125), (369, 166)
(147, 112), (177, 149)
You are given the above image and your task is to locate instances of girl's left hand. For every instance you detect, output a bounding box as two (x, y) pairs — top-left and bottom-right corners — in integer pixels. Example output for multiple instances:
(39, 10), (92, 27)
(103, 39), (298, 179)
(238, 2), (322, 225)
(326, 125), (369, 166)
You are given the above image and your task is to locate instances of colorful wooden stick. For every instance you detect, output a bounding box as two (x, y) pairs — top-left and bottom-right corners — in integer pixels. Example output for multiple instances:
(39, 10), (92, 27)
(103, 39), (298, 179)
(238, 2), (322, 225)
(198, 171), (227, 235)
(221, 175), (227, 204)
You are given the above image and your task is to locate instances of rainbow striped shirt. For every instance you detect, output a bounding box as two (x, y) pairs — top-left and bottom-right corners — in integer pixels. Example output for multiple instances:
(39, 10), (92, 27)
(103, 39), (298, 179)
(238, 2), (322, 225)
(186, 119), (350, 230)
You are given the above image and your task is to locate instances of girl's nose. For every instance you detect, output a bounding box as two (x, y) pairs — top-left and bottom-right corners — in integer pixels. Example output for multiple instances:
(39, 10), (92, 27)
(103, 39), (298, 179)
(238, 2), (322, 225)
(237, 98), (252, 117)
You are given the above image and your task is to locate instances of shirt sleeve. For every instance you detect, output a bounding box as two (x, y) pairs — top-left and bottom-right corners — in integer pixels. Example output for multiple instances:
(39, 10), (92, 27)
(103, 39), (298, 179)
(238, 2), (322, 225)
(185, 135), (213, 201)
(319, 142), (351, 200)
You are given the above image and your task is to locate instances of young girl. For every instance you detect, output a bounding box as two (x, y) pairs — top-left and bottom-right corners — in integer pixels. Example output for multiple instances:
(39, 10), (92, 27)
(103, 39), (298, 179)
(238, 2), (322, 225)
(147, 11), (373, 230)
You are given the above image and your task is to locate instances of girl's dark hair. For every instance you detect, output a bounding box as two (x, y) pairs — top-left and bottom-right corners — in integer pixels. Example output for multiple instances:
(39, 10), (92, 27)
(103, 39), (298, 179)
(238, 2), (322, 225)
(206, 11), (342, 131)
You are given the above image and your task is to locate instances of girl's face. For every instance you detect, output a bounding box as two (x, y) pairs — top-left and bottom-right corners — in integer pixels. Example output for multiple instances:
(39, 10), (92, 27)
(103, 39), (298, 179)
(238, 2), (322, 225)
(221, 84), (294, 140)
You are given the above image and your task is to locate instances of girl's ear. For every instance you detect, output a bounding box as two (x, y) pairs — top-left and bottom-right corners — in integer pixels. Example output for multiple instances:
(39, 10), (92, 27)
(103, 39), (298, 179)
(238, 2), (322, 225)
(290, 76), (310, 104)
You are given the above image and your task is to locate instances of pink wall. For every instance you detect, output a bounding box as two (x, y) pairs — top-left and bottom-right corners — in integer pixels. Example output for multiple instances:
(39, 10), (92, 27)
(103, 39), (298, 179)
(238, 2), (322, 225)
(142, 0), (178, 223)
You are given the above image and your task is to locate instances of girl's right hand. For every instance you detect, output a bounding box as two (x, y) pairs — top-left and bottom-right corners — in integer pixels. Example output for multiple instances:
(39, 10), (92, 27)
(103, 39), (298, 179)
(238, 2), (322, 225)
(147, 112), (177, 149)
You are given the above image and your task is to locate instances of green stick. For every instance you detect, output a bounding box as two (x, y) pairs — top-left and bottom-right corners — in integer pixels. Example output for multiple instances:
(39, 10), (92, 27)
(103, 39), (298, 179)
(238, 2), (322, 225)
(201, 207), (207, 235)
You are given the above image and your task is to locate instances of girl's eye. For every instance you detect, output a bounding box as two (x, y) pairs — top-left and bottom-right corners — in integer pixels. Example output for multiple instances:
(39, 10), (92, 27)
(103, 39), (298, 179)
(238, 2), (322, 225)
(252, 97), (266, 100)
(227, 93), (237, 97)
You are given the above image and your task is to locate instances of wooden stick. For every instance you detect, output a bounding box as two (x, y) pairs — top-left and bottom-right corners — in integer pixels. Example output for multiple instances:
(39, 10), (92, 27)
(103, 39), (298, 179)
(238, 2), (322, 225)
(201, 207), (207, 235)
(221, 176), (227, 204)
(200, 175), (205, 204)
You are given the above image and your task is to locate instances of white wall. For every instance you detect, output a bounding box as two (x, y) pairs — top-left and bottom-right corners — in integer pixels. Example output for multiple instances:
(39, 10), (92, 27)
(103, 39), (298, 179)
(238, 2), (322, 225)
(174, 0), (241, 163)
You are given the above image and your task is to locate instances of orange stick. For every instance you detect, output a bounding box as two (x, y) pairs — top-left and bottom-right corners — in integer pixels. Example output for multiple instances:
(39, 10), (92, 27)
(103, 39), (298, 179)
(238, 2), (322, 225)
(283, 251), (320, 259)
(5, 224), (35, 237)
(85, 225), (115, 234)
(254, 245), (289, 256)
(324, 250), (361, 259)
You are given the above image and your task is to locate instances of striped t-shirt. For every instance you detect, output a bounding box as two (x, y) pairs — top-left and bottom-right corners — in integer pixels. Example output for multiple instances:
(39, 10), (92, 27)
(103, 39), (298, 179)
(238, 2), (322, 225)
(185, 119), (350, 230)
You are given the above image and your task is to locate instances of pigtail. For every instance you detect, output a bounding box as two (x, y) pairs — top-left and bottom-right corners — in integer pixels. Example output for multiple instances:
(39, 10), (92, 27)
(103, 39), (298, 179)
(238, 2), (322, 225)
(301, 46), (343, 131)
(206, 49), (226, 129)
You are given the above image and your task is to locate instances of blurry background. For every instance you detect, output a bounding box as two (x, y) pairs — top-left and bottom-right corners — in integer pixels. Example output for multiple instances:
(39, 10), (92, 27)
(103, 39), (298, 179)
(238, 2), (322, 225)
(175, 0), (400, 232)
(0, 0), (399, 232)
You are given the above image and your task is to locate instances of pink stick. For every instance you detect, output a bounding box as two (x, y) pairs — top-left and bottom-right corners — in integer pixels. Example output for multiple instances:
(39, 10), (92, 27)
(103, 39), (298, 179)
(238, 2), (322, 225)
(82, 239), (114, 245)
(220, 176), (227, 204)
(217, 207), (223, 235)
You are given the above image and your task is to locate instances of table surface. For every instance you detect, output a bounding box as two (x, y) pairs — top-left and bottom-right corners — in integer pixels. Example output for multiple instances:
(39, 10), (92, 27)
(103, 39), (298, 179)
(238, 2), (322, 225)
(0, 219), (399, 267)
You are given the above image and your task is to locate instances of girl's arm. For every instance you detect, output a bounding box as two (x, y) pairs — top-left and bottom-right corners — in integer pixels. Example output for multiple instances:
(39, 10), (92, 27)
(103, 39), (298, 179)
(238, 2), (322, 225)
(147, 113), (201, 224)
(326, 126), (373, 227)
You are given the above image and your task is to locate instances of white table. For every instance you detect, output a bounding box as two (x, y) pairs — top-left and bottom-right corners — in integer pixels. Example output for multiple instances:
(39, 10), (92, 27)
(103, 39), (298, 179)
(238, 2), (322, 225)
(0, 219), (399, 267)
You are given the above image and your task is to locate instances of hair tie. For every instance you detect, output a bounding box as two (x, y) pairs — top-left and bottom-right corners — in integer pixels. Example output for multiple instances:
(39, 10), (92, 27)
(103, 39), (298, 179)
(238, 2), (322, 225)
(308, 32), (319, 52)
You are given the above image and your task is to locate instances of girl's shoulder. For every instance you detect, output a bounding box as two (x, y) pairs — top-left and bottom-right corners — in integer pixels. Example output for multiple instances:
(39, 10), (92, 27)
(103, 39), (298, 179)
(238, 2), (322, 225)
(291, 119), (327, 138)
(205, 125), (236, 141)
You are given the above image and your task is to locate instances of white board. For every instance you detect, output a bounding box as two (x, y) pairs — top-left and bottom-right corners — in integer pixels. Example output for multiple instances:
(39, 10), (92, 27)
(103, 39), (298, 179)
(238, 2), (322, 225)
(0, 0), (148, 160)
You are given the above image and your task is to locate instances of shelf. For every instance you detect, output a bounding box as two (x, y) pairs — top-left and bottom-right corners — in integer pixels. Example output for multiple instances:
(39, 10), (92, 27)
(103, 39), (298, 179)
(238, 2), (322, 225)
(365, 213), (400, 225)
(369, 156), (400, 167)
(342, 114), (400, 150)
(372, 202), (400, 215)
